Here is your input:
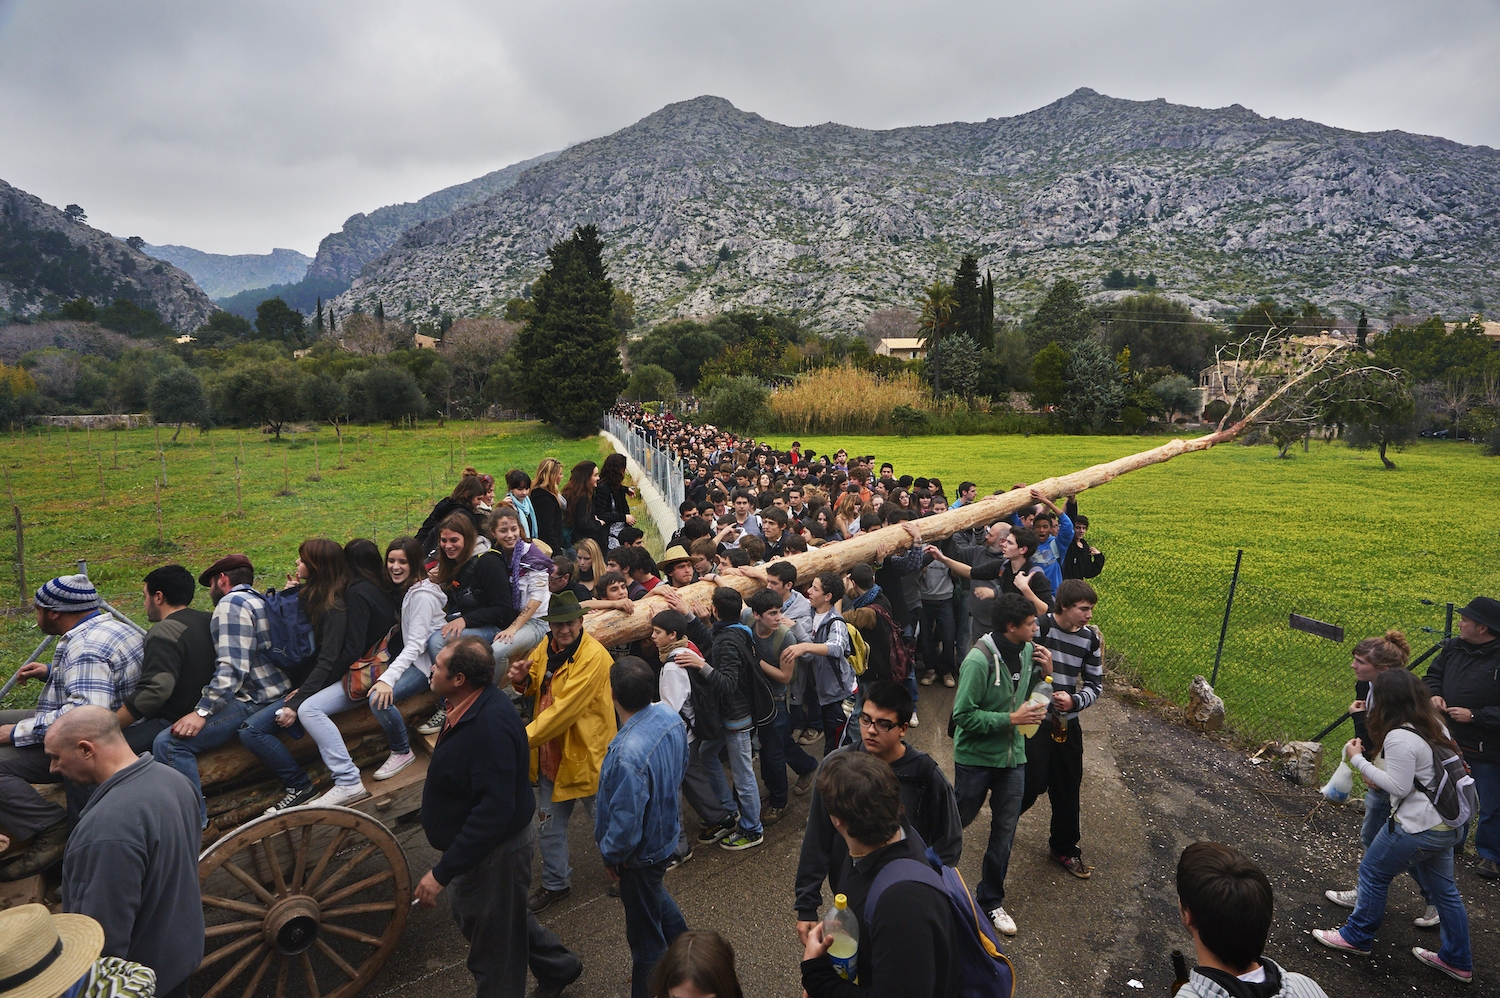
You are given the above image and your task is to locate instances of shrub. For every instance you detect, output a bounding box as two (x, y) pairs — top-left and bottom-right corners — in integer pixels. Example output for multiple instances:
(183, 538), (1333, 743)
(769, 364), (930, 434)
(890, 405), (929, 436)
(701, 376), (770, 433)
(624, 364), (676, 401)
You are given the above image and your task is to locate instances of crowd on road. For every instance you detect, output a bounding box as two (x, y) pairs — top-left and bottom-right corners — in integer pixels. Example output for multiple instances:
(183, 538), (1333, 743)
(0, 400), (1495, 998)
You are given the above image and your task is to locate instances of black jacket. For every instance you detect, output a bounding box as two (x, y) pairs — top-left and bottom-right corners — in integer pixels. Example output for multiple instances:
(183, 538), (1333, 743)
(568, 490), (607, 548)
(416, 497), (482, 553)
(1424, 636), (1500, 761)
(705, 621), (756, 723)
(287, 578), (395, 711)
(594, 483), (631, 529)
(530, 489), (567, 552)
(1062, 537), (1105, 580)
(421, 685), (536, 884)
(795, 743), (964, 921)
(126, 607), (215, 723)
(445, 549), (518, 630)
(800, 822), (959, 998)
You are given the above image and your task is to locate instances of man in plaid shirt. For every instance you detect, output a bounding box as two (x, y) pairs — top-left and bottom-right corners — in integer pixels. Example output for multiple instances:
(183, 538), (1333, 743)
(152, 554), (291, 828)
(0, 574), (144, 843)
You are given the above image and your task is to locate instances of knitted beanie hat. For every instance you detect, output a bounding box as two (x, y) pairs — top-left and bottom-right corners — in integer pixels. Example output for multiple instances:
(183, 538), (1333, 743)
(34, 575), (101, 612)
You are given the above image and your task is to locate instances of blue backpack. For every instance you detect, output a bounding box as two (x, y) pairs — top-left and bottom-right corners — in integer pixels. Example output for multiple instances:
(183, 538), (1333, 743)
(864, 846), (1016, 998)
(260, 588), (315, 675)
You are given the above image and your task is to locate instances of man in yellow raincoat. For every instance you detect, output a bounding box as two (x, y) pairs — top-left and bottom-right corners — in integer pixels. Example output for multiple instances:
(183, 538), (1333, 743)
(506, 591), (616, 914)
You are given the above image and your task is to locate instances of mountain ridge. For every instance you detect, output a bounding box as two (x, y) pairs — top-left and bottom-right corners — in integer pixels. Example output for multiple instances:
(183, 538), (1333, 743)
(142, 243), (310, 298)
(332, 89), (1499, 329)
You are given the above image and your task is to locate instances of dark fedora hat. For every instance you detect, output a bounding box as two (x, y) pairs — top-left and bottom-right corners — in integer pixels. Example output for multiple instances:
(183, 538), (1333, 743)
(541, 591), (587, 623)
(1457, 596), (1500, 634)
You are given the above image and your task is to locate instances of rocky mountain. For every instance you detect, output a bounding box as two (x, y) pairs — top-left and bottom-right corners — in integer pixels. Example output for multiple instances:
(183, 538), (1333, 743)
(0, 179), (216, 331)
(333, 90), (1500, 331)
(141, 243), (310, 298)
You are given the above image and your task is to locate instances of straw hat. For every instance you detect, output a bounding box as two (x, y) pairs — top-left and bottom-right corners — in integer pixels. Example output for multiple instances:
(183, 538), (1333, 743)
(0, 905), (103, 998)
(658, 545), (692, 568)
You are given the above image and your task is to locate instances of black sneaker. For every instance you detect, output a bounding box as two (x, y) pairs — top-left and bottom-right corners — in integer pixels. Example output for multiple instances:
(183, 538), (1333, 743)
(527, 886), (571, 913)
(264, 786), (318, 815)
(667, 849), (693, 871)
(696, 813), (738, 844)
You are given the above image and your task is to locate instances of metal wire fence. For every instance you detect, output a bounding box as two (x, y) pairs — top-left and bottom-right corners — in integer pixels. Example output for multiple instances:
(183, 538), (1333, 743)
(1095, 547), (1457, 776)
(602, 415), (685, 512)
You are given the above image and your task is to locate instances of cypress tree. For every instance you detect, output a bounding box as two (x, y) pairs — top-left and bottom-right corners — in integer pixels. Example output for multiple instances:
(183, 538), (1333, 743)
(978, 270), (995, 350)
(514, 224), (626, 436)
(315, 297), (324, 333)
(1356, 309), (1369, 348)
(951, 254), (981, 340)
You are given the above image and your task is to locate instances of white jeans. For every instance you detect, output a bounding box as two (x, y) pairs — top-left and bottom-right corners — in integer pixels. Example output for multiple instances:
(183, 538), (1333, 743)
(298, 683), (379, 787)
(493, 618), (550, 664)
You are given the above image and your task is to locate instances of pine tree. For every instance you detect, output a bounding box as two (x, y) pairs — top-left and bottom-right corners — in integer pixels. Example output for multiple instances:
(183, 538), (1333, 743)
(978, 270), (995, 350)
(951, 254), (981, 340)
(1027, 278), (1095, 351)
(514, 225), (626, 436)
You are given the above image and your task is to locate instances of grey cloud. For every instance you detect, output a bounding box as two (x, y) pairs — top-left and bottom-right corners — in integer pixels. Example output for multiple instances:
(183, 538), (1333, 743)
(1, 0), (1495, 255)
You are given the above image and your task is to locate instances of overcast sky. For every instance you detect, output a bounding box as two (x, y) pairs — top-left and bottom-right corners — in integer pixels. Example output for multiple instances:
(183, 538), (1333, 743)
(3, 0), (1497, 256)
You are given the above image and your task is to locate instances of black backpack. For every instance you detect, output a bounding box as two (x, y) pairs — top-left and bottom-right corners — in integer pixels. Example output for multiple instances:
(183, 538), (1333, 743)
(725, 623), (776, 727)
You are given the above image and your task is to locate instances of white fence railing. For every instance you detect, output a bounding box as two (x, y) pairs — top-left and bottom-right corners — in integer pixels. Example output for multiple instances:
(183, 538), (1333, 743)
(602, 415), (685, 513)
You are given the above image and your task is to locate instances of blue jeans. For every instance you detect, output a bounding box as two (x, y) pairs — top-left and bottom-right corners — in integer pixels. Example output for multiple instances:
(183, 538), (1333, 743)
(1465, 757), (1500, 863)
(152, 699), (258, 827)
(699, 723), (761, 836)
(537, 773), (596, 892)
(1360, 788), (1430, 902)
(618, 859), (687, 998)
(237, 702), (313, 794)
(1342, 823), (1470, 970)
(426, 623), (500, 662)
(919, 599), (956, 679)
(759, 700), (817, 809)
(954, 762), (1026, 911)
(298, 667), (432, 785)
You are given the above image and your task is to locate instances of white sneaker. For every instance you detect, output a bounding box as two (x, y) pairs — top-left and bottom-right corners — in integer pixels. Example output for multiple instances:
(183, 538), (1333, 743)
(989, 906), (1017, 936)
(909, 711), (919, 727)
(1414, 905), (1441, 928)
(1325, 888), (1357, 909)
(313, 782), (372, 808)
(373, 751), (415, 781)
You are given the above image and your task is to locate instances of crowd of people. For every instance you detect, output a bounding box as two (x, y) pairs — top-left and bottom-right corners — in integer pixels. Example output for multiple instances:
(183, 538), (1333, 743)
(0, 400), (1494, 997)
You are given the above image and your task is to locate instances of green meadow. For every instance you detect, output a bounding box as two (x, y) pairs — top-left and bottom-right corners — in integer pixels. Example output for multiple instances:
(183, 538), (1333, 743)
(768, 433), (1500, 761)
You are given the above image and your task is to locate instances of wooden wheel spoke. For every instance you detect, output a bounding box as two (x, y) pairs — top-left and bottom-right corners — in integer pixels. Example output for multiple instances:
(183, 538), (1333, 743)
(203, 895), (267, 918)
(319, 922), (383, 947)
(202, 942), (268, 998)
(261, 835), (288, 896)
(239, 948), (274, 998)
(274, 954), (289, 998)
(299, 952), (322, 998)
(199, 931), (263, 971)
(205, 919), (263, 939)
(223, 859), (279, 906)
(301, 827), (352, 896)
(312, 841), (378, 900)
(321, 902), (397, 918)
(319, 869), (393, 909)
(291, 826), (312, 893)
(314, 938), (360, 980)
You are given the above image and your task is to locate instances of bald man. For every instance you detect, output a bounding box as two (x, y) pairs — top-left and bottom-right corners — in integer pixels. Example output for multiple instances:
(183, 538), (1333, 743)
(47, 706), (203, 998)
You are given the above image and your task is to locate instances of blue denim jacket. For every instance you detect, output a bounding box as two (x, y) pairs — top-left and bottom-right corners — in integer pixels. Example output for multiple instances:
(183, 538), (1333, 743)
(594, 703), (689, 868)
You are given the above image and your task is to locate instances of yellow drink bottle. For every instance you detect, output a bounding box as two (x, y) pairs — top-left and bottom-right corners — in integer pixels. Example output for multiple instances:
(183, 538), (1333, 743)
(823, 894), (859, 981)
(1016, 676), (1053, 738)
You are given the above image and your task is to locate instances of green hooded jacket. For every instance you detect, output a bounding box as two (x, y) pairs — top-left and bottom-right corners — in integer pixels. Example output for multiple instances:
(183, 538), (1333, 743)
(952, 633), (1039, 769)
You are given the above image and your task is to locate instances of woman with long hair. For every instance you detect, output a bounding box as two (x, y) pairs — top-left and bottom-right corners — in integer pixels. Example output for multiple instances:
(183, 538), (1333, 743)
(563, 460), (606, 549)
(833, 492), (861, 540)
(239, 538), (354, 814)
(486, 507), (554, 664)
(595, 452), (636, 550)
(649, 930), (744, 998)
(286, 538), (398, 808)
(530, 457), (567, 552)
(424, 512), (518, 658)
(812, 507), (836, 542)
(573, 537), (605, 596)
(1313, 667), (1472, 982)
(414, 469), (493, 557)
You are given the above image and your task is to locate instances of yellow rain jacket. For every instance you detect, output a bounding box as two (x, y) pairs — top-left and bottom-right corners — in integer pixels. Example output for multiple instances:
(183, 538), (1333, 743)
(517, 631), (616, 801)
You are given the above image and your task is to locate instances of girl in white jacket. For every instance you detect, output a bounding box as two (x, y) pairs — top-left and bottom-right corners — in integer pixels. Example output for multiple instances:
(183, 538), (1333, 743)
(368, 536), (447, 780)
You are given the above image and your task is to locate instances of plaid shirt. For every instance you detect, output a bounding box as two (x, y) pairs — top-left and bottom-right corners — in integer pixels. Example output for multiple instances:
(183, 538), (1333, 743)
(200, 585), (289, 713)
(12, 612), (144, 746)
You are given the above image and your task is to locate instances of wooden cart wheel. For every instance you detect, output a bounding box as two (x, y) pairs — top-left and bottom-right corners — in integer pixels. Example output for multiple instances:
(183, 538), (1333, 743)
(195, 806), (411, 998)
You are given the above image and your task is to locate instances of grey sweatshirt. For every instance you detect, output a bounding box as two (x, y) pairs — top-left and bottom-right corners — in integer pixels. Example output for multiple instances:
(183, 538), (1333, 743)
(63, 755), (205, 993)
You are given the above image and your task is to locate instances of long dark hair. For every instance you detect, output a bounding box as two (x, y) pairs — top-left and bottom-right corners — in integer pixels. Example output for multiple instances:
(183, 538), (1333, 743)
(385, 536), (425, 597)
(344, 538), (388, 592)
(450, 469), (491, 507)
(562, 461), (597, 525)
(298, 538), (348, 627)
(601, 452), (627, 489)
(1367, 668), (1458, 756)
(648, 930), (743, 998)
(434, 512), (478, 587)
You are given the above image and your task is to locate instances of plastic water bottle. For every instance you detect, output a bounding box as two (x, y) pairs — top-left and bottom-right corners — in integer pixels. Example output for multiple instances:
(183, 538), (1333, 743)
(1016, 676), (1054, 738)
(1321, 758), (1354, 803)
(823, 893), (859, 981)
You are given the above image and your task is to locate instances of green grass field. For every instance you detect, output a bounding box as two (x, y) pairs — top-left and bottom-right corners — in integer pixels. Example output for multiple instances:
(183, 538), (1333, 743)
(0, 421), (608, 702)
(768, 433), (1500, 765)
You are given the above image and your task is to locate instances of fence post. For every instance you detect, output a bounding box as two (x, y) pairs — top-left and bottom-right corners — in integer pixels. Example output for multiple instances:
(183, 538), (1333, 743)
(1210, 548), (1243, 687)
(1445, 602), (1454, 640)
(13, 505), (24, 607)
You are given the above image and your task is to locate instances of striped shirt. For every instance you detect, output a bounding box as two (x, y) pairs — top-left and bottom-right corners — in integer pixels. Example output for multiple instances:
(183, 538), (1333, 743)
(199, 585), (290, 713)
(12, 612), (144, 746)
(1037, 614), (1102, 721)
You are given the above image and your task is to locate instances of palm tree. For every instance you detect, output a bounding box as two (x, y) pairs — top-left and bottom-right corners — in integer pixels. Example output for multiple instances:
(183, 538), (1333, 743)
(918, 280), (955, 398)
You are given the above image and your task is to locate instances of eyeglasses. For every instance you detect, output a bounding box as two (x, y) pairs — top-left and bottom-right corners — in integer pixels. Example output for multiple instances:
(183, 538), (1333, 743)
(857, 713), (901, 732)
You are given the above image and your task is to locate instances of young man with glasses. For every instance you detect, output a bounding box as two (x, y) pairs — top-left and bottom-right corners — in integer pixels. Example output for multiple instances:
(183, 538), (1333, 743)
(792, 680), (962, 945)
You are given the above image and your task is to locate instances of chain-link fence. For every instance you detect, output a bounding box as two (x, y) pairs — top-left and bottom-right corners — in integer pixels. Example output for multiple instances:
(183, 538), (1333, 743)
(602, 415), (685, 512)
(1095, 548), (1457, 777)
